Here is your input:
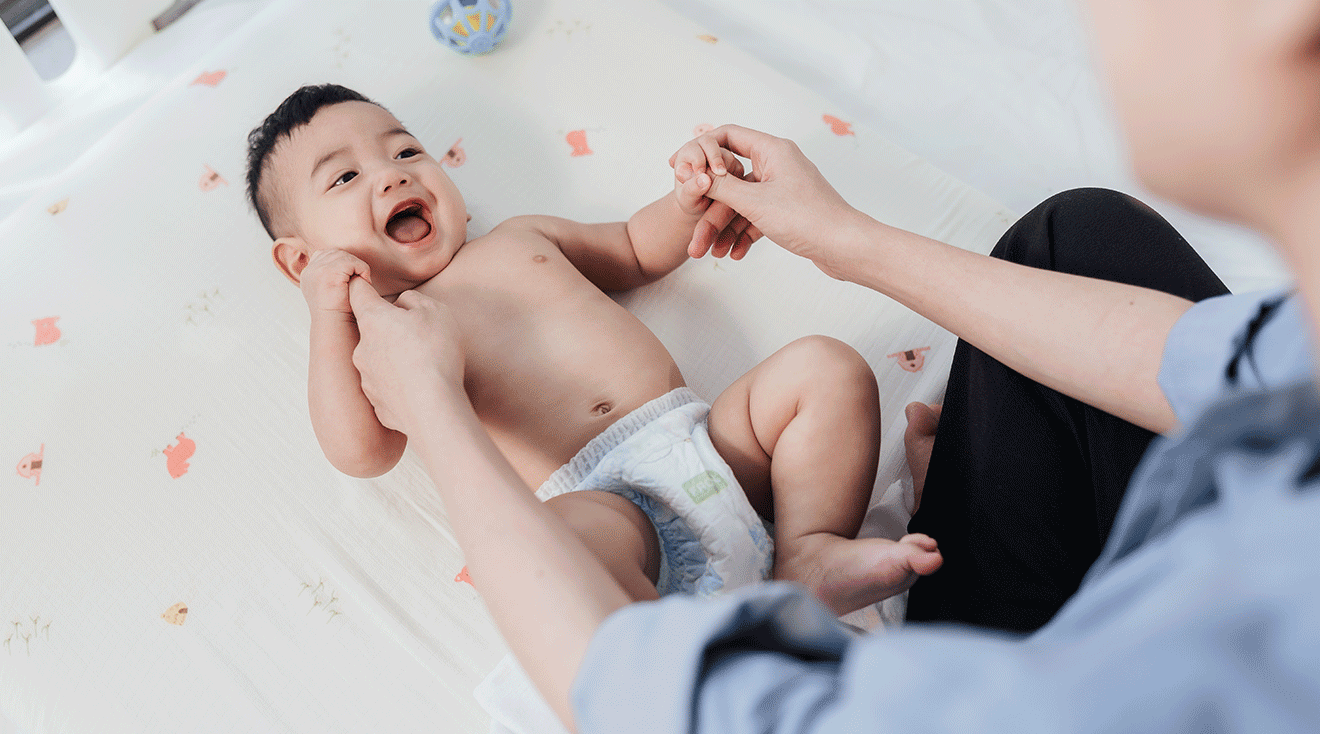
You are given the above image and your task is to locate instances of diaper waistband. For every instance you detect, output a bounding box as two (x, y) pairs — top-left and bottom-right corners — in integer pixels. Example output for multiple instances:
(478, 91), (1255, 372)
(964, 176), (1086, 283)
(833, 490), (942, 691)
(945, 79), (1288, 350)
(535, 387), (705, 501)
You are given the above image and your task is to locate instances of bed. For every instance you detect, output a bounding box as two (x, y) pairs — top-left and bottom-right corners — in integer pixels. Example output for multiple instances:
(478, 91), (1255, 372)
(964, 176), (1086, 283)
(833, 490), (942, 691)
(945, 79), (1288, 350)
(0, 1), (1290, 732)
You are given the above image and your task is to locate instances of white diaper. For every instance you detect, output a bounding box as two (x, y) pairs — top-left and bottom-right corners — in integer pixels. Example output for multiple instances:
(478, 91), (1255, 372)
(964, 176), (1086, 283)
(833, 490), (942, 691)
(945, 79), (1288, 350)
(535, 388), (774, 596)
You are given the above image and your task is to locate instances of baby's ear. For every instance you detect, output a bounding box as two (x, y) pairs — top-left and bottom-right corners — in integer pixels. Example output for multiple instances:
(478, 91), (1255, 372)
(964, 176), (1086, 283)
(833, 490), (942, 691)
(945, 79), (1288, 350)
(272, 237), (310, 286)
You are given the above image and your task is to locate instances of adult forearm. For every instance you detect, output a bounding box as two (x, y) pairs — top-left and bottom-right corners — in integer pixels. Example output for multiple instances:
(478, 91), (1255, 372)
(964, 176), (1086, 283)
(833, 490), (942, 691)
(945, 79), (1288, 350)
(407, 385), (630, 731)
(833, 215), (1191, 434)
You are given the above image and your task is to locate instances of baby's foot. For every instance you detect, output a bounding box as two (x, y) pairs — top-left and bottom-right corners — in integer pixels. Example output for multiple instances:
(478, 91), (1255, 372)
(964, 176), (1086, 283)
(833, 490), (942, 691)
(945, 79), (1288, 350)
(776, 532), (943, 616)
(903, 402), (942, 510)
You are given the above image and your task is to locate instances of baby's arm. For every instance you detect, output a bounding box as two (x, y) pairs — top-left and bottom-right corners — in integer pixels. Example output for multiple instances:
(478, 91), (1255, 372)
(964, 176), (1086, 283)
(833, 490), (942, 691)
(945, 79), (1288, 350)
(301, 250), (408, 477)
(500, 146), (754, 291)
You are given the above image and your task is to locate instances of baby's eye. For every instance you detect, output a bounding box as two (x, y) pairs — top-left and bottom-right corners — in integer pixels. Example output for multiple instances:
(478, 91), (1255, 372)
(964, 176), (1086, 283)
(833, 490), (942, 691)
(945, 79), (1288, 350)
(332, 171), (357, 187)
(396, 148), (421, 159)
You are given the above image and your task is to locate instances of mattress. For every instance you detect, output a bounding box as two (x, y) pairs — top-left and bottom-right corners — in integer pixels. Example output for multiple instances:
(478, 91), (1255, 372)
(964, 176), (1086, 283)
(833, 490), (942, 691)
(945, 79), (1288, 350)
(0, 0), (1277, 732)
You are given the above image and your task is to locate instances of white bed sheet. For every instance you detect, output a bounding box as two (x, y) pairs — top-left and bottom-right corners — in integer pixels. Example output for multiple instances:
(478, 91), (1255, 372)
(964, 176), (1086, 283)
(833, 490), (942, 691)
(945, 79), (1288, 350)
(0, 1), (1293, 733)
(1, 0), (1013, 731)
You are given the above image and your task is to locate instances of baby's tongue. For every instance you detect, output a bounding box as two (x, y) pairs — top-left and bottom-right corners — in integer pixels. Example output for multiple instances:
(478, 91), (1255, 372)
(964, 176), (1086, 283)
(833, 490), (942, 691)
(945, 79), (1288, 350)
(387, 213), (431, 243)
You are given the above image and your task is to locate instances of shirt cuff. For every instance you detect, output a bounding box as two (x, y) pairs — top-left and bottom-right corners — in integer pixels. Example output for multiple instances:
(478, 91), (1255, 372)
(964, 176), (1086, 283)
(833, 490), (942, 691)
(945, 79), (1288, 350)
(571, 582), (848, 733)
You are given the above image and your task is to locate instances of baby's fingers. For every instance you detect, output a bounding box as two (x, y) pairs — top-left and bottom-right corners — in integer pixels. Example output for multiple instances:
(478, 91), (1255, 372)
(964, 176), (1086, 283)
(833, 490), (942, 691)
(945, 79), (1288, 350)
(671, 133), (729, 182)
(676, 171), (714, 215)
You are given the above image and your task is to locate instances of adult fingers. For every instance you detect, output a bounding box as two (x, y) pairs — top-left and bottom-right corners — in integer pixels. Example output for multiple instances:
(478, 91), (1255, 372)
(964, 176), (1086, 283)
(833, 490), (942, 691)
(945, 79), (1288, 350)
(348, 276), (390, 315)
(393, 289), (429, 310)
(688, 218), (720, 259)
(706, 124), (784, 165)
(697, 135), (727, 175)
(702, 168), (756, 212)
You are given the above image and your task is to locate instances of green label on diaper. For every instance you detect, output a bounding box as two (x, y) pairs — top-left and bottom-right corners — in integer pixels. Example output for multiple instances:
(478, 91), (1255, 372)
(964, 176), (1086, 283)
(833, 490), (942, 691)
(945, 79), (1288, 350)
(683, 471), (727, 504)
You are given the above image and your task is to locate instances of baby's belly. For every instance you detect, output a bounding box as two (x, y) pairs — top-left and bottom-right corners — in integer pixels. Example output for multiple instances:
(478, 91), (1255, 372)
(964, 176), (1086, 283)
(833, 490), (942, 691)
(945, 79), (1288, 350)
(469, 336), (687, 490)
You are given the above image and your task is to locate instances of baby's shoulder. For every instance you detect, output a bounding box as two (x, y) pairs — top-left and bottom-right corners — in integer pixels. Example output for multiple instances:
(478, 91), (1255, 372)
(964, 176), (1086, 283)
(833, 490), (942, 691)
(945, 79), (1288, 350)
(487, 214), (561, 242)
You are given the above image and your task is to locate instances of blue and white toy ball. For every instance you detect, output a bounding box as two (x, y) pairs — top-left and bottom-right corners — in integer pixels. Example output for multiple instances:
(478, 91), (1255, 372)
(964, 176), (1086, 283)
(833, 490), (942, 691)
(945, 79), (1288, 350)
(429, 0), (511, 55)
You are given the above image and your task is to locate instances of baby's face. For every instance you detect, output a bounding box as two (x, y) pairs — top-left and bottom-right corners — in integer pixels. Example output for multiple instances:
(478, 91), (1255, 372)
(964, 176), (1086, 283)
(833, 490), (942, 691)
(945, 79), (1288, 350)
(273, 101), (468, 295)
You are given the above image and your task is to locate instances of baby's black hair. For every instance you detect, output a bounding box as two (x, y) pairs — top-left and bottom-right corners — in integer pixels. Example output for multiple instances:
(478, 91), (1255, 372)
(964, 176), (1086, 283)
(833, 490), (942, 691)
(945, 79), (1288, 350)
(245, 83), (382, 239)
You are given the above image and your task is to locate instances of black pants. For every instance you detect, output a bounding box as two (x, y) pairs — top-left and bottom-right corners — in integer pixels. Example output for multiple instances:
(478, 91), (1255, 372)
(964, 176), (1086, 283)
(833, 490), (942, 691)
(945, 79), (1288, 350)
(904, 188), (1229, 634)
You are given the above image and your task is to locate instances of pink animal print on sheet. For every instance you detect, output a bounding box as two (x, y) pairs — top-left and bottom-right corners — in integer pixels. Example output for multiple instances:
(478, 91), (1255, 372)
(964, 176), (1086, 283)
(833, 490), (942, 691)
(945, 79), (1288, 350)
(455, 566), (473, 586)
(199, 166), (226, 192)
(161, 602), (188, 625)
(164, 432), (195, 479)
(31, 317), (60, 346)
(442, 139), (466, 167)
(191, 70), (226, 87)
(823, 114), (855, 137)
(888, 347), (931, 373)
(566, 130), (593, 157)
(16, 444), (43, 486)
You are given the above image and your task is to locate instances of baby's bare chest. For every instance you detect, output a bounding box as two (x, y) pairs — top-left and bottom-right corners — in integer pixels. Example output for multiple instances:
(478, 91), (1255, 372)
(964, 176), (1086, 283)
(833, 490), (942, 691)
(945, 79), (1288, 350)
(413, 234), (681, 410)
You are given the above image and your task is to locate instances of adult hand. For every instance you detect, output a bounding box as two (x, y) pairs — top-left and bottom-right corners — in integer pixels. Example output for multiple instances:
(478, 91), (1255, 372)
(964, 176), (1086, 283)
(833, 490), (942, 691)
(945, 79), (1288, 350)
(670, 138), (760, 260)
(347, 277), (465, 435)
(672, 125), (866, 278)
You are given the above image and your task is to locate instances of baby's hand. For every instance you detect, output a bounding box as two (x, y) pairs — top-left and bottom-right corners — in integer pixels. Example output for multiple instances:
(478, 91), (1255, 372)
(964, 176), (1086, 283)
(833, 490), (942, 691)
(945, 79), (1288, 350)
(670, 134), (762, 260)
(300, 249), (372, 316)
(671, 136), (744, 212)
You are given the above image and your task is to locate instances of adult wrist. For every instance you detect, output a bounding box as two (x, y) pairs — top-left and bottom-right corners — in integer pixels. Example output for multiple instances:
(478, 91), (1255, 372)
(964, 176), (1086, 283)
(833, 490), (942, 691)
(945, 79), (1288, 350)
(400, 377), (472, 435)
(818, 208), (885, 282)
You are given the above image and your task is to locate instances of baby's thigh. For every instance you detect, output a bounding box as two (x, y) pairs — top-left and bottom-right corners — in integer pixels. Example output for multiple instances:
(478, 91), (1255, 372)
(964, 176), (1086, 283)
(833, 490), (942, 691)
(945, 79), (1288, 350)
(543, 490), (661, 602)
(708, 336), (878, 510)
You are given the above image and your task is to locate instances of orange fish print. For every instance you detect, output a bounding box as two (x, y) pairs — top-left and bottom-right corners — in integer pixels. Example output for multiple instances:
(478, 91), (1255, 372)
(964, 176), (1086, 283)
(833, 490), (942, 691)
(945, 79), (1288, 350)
(888, 347), (930, 373)
(455, 566), (473, 586)
(823, 114), (854, 136)
(32, 317), (60, 346)
(566, 130), (593, 157)
(16, 444), (43, 486)
(164, 432), (195, 479)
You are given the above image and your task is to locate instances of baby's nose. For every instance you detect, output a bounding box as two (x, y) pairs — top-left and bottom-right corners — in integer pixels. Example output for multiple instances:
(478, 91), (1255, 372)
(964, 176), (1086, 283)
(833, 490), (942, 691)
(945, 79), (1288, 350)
(380, 173), (410, 193)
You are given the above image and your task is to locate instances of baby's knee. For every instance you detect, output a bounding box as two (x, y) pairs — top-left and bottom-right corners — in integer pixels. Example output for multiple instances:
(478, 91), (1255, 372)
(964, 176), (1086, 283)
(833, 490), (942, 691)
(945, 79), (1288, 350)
(781, 336), (878, 397)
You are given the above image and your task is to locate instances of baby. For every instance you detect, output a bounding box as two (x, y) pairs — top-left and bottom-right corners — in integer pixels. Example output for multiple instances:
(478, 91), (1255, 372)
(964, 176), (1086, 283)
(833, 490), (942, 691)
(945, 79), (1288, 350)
(245, 83), (941, 614)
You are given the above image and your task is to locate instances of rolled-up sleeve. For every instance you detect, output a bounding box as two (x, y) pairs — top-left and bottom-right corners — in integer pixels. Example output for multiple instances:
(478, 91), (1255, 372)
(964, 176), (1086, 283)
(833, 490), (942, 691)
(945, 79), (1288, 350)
(572, 523), (1320, 733)
(1158, 288), (1306, 425)
(571, 582), (1048, 733)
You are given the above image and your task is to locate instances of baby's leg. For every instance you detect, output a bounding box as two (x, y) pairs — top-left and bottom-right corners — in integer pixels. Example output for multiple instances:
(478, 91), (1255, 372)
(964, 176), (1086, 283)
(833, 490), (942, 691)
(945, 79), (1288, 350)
(708, 336), (942, 616)
(543, 490), (661, 603)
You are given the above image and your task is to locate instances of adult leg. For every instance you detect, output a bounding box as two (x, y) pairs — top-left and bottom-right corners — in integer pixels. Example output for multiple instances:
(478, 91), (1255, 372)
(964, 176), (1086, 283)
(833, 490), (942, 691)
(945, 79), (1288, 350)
(905, 188), (1229, 633)
(708, 335), (942, 615)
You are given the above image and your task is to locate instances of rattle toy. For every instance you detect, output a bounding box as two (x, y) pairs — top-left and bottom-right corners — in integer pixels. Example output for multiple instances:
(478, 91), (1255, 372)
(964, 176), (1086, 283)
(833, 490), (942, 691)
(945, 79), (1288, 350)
(430, 0), (512, 55)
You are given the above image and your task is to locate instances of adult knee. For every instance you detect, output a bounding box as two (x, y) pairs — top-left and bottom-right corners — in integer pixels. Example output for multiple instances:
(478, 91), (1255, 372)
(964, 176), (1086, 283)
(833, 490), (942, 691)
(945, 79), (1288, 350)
(993, 187), (1164, 274)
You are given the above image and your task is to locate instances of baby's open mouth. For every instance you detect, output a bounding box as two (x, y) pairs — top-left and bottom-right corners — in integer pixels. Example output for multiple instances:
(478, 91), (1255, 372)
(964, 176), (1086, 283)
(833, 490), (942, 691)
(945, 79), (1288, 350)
(385, 200), (432, 244)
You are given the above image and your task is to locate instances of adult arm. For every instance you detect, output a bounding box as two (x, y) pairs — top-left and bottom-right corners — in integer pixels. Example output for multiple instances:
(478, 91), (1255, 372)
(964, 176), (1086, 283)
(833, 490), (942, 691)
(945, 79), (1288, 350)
(346, 278), (629, 731)
(683, 125), (1192, 434)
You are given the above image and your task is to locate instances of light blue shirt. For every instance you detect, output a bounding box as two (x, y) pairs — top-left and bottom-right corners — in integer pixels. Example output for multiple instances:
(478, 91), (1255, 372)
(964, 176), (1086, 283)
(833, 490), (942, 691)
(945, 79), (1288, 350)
(572, 289), (1320, 733)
